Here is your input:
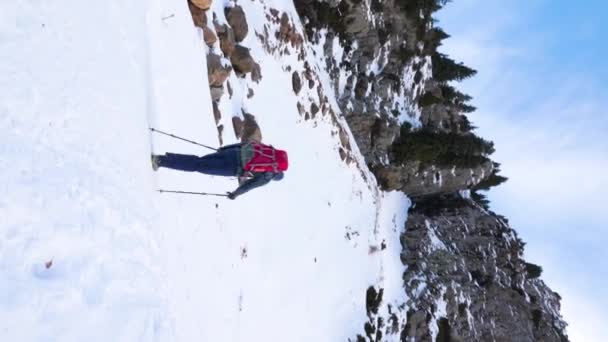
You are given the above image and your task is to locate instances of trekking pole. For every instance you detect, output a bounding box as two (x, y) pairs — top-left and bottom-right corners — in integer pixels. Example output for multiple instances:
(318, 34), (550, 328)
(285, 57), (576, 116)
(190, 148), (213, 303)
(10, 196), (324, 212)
(149, 127), (217, 151)
(158, 189), (228, 197)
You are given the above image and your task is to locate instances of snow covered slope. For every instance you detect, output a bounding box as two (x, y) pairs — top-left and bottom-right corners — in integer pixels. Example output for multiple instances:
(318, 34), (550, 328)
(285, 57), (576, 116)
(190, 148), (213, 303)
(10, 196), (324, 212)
(1, 0), (410, 341)
(1, 0), (171, 340)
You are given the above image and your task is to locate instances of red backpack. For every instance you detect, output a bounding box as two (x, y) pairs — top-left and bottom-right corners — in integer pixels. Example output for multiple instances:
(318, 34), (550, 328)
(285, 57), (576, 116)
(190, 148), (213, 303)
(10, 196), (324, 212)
(243, 143), (289, 173)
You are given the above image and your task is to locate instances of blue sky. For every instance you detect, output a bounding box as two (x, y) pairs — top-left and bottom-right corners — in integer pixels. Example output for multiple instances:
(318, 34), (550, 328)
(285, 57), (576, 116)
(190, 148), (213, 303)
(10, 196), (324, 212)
(436, 1), (608, 341)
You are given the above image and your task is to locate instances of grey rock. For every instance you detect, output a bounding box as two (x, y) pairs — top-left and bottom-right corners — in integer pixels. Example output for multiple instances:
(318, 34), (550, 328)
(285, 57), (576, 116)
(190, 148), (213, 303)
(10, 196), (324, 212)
(356, 199), (569, 342)
(225, 5), (248, 42)
(343, 2), (369, 35)
(214, 22), (236, 57)
(241, 113), (262, 143)
(209, 86), (224, 101)
(207, 53), (232, 87)
(202, 25), (217, 46)
(292, 71), (302, 94)
(344, 113), (399, 165)
(230, 45), (256, 74)
(398, 199), (569, 342)
(251, 62), (262, 82)
(374, 160), (495, 197)
(188, 0), (206, 28)
(232, 116), (243, 139)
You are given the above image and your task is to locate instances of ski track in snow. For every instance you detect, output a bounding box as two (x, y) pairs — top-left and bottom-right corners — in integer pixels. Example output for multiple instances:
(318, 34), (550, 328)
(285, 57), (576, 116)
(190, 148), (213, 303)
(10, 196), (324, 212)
(0, 0), (411, 341)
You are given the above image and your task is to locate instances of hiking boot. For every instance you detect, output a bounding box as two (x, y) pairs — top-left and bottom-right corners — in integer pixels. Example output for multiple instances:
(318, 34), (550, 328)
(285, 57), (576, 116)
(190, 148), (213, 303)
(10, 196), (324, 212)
(151, 154), (161, 171)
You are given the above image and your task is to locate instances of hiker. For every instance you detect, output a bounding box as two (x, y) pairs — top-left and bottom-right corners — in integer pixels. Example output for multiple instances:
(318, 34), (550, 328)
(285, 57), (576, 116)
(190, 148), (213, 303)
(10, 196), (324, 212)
(151, 141), (288, 200)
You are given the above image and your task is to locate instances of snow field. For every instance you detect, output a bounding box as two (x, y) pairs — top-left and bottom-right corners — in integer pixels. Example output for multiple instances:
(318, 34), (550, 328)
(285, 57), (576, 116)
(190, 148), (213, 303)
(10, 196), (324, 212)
(0, 0), (411, 340)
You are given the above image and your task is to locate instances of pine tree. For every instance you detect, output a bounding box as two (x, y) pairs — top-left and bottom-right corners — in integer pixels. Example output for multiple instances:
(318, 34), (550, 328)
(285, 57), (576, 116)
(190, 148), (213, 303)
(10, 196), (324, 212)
(393, 130), (495, 167)
(473, 164), (508, 191)
(525, 263), (543, 279)
(432, 53), (477, 82)
(424, 27), (450, 53)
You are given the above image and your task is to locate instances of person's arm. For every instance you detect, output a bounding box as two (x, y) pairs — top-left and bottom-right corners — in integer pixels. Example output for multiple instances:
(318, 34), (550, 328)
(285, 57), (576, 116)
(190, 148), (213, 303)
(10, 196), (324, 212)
(217, 142), (242, 152)
(228, 172), (275, 199)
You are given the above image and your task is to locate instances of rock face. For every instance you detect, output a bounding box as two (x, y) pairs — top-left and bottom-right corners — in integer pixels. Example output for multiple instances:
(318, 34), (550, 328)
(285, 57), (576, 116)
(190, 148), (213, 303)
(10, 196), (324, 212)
(294, 0), (422, 163)
(225, 5), (249, 42)
(397, 198), (569, 342)
(374, 160), (495, 197)
(293, 2), (570, 341)
(295, 0), (495, 197)
(345, 113), (400, 164)
(356, 197), (569, 342)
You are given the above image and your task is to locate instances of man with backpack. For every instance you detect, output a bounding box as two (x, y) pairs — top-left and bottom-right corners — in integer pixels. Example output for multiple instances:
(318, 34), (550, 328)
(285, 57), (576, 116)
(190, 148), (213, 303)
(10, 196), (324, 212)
(151, 141), (288, 199)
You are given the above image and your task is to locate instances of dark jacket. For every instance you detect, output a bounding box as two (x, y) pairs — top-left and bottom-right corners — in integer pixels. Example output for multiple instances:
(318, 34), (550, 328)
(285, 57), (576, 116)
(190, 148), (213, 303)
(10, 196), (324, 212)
(218, 143), (284, 198)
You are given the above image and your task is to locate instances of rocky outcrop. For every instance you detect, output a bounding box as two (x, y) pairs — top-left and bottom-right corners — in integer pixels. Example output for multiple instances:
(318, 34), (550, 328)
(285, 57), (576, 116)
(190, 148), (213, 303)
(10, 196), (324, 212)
(295, 0), (496, 197)
(374, 160), (495, 197)
(209, 86), (224, 101)
(294, 0), (426, 165)
(344, 113), (400, 164)
(292, 71), (302, 94)
(399, 198), (568, 341)
(356, 197), (569, 342)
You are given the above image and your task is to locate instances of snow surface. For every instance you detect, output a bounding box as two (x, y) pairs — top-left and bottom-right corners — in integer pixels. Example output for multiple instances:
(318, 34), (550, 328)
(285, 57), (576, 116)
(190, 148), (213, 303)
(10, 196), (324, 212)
(0, 0), (411, 341)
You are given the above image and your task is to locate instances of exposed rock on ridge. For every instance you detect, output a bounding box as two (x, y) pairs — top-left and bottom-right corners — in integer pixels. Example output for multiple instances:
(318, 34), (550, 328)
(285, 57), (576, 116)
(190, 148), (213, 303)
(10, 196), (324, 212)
(294, 1), (569, 341)
(295, 0), (487, 197)
(356, 197), (569, 342)
(374, 161), (494, 198)
(398, 197), (568, 342)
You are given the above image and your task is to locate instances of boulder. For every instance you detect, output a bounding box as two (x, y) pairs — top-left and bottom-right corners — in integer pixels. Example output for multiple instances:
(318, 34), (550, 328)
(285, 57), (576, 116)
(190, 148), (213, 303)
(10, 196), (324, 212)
(207, 53), (232, 87)
(230, 45), (256, 74)
(374, 160), (495, 197)
(191, 0), (212, 10)
(214, 23), (236, 57)
(225, 5), (249, 42)
(188, 0), (207, 28)
(292, 71), (302, 94)
(241, 113), (262, 143)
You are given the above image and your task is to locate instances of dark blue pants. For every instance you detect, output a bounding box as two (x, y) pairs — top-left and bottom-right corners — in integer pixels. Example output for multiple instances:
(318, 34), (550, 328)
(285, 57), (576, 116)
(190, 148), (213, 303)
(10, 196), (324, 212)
(158, 149), (239, 176)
